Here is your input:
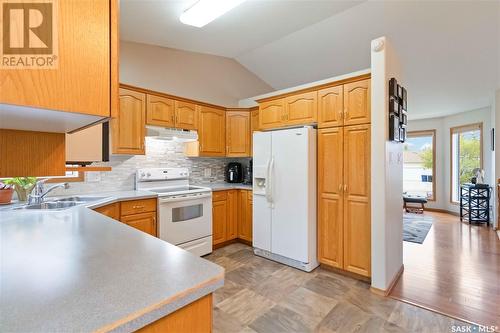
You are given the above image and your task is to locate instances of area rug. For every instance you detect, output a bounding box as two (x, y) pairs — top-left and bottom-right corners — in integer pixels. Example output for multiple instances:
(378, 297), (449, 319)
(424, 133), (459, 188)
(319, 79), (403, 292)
(403, 214), (433, 244)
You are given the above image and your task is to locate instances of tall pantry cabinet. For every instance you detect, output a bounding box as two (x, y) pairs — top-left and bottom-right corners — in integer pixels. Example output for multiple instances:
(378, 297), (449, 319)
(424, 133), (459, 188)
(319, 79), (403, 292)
(317, 78), (372, 278)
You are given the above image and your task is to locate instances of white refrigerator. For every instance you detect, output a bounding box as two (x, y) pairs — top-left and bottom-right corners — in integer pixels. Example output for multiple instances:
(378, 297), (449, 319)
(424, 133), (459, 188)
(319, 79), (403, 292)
(252, 126), (318, 272)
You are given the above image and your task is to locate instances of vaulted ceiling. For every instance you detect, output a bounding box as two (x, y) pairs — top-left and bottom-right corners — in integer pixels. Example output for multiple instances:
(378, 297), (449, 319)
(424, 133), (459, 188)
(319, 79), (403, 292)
(121, 0), (500, 119)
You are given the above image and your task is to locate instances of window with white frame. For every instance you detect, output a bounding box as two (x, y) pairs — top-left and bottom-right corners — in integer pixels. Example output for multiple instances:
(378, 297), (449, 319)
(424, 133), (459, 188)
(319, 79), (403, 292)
(450, 123), (482, 203)
(403, 130), (436, 200)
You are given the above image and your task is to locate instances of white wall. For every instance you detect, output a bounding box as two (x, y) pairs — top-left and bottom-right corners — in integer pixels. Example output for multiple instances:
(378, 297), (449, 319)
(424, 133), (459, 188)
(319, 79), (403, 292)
(495, 91), (500, 228)
(408, 107), (494, 214)
(370, 37), (404, 291)
(120, 41), (273, 107)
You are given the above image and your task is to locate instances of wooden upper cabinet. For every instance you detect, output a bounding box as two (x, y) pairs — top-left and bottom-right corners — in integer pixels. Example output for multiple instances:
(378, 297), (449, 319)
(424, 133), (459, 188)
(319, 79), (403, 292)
(226, 111), (250, 157)
(0, 0), (117, 117)
(250, 109), (259, 154)
(317, 128), (344, 269)
(259, 99), (285, 130)
(175, 101), (198, 130)
(251, 109), (259, 132)
(146, 95), (175, 127)
(344, 79), (371, 126)
(0, 129), (66, 177)
(284, 91), (318, 125)
(318, 85), (344, 128)
(198, 106), (225, 156)
(343, 124), (371, 277)
(112, 88), (146, 155)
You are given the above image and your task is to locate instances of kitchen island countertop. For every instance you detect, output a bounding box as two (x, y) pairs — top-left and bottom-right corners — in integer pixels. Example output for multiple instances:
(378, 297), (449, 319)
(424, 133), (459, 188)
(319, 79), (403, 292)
(0, 190), (224, 332)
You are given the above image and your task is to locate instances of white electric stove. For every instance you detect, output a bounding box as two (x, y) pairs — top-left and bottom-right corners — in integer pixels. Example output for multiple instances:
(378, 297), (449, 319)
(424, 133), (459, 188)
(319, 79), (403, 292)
(135, 167), (213, 256)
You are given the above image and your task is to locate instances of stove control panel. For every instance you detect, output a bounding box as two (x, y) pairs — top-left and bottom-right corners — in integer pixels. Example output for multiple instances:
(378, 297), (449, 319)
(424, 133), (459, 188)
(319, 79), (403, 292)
(136, 168), (189, 181)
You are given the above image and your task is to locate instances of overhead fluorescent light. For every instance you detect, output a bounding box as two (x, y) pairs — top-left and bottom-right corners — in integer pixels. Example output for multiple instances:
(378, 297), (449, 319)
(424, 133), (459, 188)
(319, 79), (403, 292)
(180, 0), (246, 28)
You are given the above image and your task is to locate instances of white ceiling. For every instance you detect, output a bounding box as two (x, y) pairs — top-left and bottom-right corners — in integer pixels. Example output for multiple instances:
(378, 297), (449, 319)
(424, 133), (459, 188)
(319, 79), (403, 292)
(120, 0), (500, 119)
(120, 0), (364, 58)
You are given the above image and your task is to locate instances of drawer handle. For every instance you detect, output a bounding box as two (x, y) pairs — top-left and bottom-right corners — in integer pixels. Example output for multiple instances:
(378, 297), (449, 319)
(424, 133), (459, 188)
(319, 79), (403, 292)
(132, 205), (145, 209)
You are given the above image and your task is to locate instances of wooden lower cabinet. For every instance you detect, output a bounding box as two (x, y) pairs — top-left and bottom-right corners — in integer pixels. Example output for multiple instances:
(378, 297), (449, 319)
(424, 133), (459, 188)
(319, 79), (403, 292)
(93, 198), (157, 237)
(212, 189), (252, 246)
(121, 198), (157, 216)
(93, 202), (120, 220)
(212, 199), (228, 245)
(342, 124), (371, 277)
(121, 212), (157, 237)
(318, 125), (371, 277)
(226, 190), (238, 240)
(318, 127), (344, 269)
(137, 294), (212, 333)
(238, 190), (253, 242)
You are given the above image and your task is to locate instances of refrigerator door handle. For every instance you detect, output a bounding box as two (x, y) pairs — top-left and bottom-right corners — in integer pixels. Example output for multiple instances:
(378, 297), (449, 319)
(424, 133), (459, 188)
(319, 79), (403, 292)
(265, 158), (272, 204)
(268, 156), (275, 208)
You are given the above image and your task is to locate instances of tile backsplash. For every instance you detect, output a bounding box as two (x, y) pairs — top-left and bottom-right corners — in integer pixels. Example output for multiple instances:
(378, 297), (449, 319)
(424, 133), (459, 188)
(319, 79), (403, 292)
(49, 138), (250, 197)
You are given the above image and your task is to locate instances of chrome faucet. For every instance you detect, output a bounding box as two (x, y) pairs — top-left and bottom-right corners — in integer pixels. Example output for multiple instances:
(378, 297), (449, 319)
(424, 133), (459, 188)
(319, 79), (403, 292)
(28, 180), (70, 204)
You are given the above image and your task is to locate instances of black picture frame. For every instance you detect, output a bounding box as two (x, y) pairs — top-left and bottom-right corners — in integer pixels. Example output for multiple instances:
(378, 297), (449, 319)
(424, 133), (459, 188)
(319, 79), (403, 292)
(492, 128), (495, 151)
(388, 77), (408, 143)
(389, 113), (399, 141)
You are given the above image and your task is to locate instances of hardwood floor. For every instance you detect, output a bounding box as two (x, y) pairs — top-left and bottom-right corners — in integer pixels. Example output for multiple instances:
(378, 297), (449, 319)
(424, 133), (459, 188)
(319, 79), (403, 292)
(205, 243), (469, 332)
(390, 212), (500, 327)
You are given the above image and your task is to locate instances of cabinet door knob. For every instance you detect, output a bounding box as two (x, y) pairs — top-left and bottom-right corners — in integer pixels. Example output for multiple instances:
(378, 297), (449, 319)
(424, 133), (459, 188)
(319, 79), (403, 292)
(338, 184), (343, 192)
(344, 185), (348, 192)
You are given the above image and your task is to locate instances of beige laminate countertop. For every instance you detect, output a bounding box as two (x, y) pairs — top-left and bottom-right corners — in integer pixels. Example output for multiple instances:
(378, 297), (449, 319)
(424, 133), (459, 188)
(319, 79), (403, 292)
(0, 191), (224, 332)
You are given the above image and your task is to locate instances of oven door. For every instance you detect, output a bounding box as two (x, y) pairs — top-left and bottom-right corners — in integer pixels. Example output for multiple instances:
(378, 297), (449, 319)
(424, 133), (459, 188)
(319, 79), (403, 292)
(158, 193), (212, 245)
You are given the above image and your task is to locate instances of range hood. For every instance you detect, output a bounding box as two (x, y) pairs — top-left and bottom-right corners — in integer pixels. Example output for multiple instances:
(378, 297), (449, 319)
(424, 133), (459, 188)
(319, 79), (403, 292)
(146, 125), (198, 142)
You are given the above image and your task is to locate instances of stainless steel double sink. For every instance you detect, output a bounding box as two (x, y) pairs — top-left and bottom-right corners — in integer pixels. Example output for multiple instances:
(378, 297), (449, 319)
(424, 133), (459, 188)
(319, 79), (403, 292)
(12, 196), (106, 211)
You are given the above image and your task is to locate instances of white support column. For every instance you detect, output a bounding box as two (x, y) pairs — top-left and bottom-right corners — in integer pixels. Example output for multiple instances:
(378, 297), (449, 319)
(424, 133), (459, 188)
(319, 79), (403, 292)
(370, 37), (404, 292)
(494, 90), (500, 229)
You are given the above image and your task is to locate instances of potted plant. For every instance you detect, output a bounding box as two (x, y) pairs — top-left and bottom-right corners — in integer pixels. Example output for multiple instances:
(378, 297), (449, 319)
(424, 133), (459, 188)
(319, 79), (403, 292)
(3, 177), (37, 202)
(0, 182), (14, 204)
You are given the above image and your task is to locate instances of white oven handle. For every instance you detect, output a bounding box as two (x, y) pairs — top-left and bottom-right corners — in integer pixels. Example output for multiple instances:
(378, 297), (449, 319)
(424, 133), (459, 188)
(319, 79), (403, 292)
(159, 192), (212, 203)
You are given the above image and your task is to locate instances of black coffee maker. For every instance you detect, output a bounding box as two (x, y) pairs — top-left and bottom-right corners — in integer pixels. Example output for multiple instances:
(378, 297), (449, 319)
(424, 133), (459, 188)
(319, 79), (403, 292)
(226, 162), (243, 183)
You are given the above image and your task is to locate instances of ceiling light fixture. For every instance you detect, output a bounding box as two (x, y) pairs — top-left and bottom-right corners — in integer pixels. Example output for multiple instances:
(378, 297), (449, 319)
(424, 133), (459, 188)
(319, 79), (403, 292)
(180, 0), (246, 28)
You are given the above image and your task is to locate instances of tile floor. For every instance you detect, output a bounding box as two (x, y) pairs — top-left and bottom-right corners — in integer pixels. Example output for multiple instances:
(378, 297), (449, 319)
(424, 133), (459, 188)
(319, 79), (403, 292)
(205, 243), (471, 333)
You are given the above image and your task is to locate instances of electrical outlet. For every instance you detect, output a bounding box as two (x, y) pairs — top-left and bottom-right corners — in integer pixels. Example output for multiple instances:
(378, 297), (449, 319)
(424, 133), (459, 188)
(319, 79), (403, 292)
(204, 168), (211, 178)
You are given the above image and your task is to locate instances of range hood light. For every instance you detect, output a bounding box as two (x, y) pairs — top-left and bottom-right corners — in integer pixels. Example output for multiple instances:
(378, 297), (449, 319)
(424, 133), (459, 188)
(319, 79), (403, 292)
(146, 126), (198, 142)
(180, 0), (246, 28)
